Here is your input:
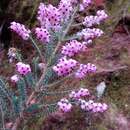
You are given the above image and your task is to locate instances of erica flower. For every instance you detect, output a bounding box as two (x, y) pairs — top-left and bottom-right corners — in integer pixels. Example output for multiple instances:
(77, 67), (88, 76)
(58, 0), (72, 20)
(75, 63), (96, 79)
(96, 10), (108, 21)
(10, 22), (31, 40)
(57, 98), (72, 112)
(37, 3), (48, 28)
(61, 40), (87, 57)
(37, 3), (61, 29)
(46, 4), (61, 27)
(69, 88), (90, 99)
(82, 0), (92, 8)
(83, 10), (108, 27)
(53, 57), (77, 76)
(35, 27), (50, 43)
(92, 103), (108, 113)
(11, 74), (19, 83)
(83, 15), (100, 27)
(77, 28), (103, 41)
(79, 99), (108, 113)
(16, 62), (31, 75)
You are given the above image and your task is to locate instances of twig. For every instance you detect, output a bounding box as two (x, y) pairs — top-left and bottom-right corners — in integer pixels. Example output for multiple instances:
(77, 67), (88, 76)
(96, 65), (127, 74)
(29, 36), (44, 62)
(71, 23), (83, 28)
(41, 73), (73, 89)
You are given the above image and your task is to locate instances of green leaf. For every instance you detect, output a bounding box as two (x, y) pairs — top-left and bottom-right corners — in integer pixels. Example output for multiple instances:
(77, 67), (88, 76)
(0, 77), (11, 99)
(26, 104), (40, 113)
(12, 96), (22, 114)
(43, 104), (57, 117)
(32, 57), (39, 82)
(17, 78), (27, 104)
(44, 42), (56, 63)
(42, 68), (58, 85)
(25, 73), (35, 88)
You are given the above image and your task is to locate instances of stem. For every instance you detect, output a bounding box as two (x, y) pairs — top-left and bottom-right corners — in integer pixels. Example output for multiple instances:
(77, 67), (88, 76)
(71, 23), (83, 28)
(96, 65), (127, 74)
(40, 73), (73, 89)
(39, 102), (57, 108)
(29, 36), (44, 62)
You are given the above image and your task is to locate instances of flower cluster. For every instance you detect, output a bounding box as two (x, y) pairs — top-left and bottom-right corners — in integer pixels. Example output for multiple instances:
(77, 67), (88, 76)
(37, 3), (61, 29)
(37, 0), (93, 29)
(53, 57), (77, 76)
(69, 88), (90, 99)
(79, 99), (108, 113)
(61, 40), (86, 57)
(57, 88), (108, 113)
(96, 10), (108, 21)
(11, 74), (19, 83)
(16, 62), (31, 75)
(82, 39), (93, 45)
(46, 5), (61, 27)
(83, 10), (108, 27)
(75, 63), (97, 79)
(58, 0), (72, 20)
(78, 28), (104, 41)
(57, 98), (72, 112)
(37, 3), (48, 28)
(10, 22), (31, 40)
(35, 27), (50, 43)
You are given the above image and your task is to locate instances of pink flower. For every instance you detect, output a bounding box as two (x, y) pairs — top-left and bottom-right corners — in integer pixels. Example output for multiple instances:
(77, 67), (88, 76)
(37, 3), (48, 28)
(46, 4), (61, 27)
(61, 40), (87, 57)
(10, 22), (31, 40)
(57, 98), (72, 112)
(77, 28), (104, 41)
(53, 56), (77, 76)
(35, 27), (50, 43)
(96, 10), (108, 21)
(83, 15), (100, 27)
(79, 99), (108, 113)
(83, 10), (108, 27)
(16, 62), (31, 75)
(77, 88), (90, 97)
(82, 0), (92, 7)
(11, 74), (19, 83)
(37, 3), (61, 29)
(69, 88), (90, 99)
(75, 63), (97, 79)
(58, 0), (72, 20)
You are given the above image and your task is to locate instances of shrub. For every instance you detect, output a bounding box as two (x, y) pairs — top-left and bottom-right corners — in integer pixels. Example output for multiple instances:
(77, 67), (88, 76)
(0, 0), (108, 130)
